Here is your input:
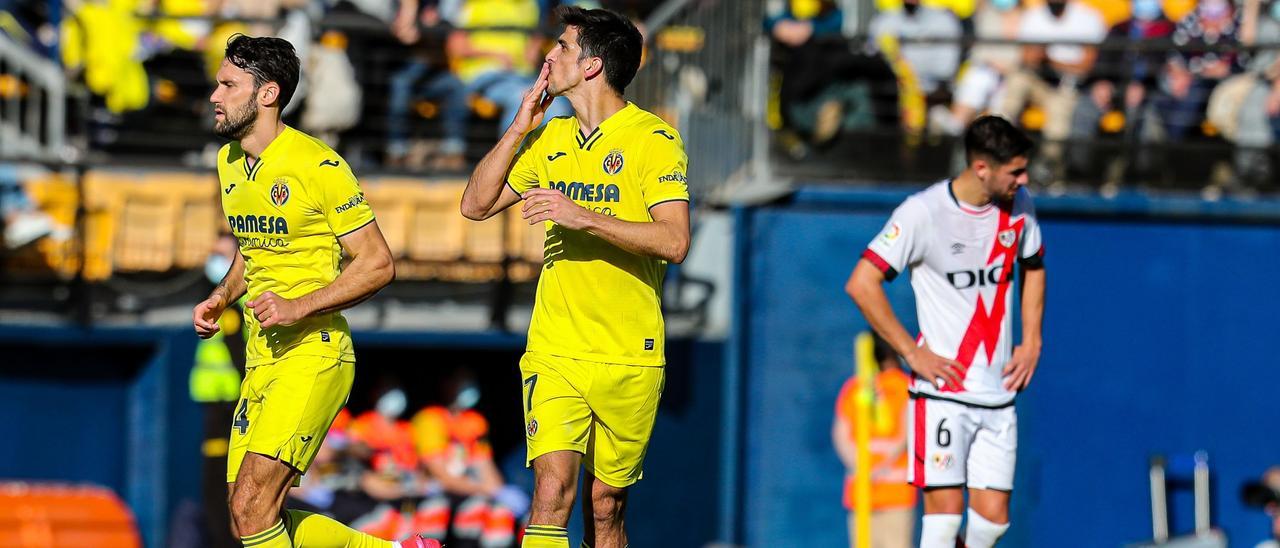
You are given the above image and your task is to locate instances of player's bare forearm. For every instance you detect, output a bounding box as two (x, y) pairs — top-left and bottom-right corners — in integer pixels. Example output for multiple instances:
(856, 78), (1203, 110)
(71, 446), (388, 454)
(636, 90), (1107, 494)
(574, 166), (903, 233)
(210, 249), (247, 306)
(295, 222), (395, 318)
(461, 130), (524, 220)
(578, 204), (690, 264)
(1020, 266), (1046, 348)
(846, 260), (919, 360)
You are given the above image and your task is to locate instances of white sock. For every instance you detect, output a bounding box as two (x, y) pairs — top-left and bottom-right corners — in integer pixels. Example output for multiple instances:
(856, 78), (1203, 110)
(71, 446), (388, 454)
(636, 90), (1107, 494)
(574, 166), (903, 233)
(964, 508), (1010, 548)
(920, 513), (962, 548)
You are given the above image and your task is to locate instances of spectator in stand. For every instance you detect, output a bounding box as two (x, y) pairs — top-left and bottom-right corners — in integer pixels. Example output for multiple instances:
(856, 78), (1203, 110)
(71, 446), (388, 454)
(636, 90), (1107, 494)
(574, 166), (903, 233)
(386, 0), (470, 170)
(868, 0), (962, 98)
(932, 0), (1024, 136)
(1066, 0), (1176, 177)
(1155, 0), (1242, 142)
(347, 386), (428, 541)
(993, 0), (1106, 178)
(448, 0), (570, 137)
(410, 370), (526, 548)
(766, 0), (898, 146)
(1232, 0), (1280, 184)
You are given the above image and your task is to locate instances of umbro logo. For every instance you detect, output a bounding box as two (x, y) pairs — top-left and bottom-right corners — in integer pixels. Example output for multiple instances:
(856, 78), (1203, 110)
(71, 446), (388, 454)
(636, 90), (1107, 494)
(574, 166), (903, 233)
(547, 152), (567, 162)
(653, 129), (674, 140)
(224, 184), (236, 194)
(300, 435), (313, 443)
(318, 159), (341, 168)
(951, 242), (965, 255)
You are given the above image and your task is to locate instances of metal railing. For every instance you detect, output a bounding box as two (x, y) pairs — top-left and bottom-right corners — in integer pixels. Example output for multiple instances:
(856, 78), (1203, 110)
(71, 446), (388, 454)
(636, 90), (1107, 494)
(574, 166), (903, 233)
(0, 31), (66, 162)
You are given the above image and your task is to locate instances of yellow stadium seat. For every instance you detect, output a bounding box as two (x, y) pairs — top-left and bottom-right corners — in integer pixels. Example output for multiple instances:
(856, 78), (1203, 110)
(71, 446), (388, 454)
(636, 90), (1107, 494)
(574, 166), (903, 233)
(114, 184), (177, 272)
(505, 206), (546, 265)
(406, 181), (466, 262)
(464, 214), (505, 263)
(0, 483), (141, 548)
(362, 180), (414, 259)
(81, 170), (138, 281)
(144, 171), (219, 269)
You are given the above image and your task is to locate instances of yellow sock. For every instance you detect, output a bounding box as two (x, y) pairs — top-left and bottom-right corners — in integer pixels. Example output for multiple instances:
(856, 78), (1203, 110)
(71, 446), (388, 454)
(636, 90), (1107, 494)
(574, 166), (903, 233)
(522, 525), (570, 547)
(284, 509), (395, 548)
(242, 520), (292, 548)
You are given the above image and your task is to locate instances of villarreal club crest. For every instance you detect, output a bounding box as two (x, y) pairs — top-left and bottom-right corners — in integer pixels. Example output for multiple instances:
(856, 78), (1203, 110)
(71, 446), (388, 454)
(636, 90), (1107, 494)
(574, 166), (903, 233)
(270, 178), (290, 207)
(603, 149), (625, 176)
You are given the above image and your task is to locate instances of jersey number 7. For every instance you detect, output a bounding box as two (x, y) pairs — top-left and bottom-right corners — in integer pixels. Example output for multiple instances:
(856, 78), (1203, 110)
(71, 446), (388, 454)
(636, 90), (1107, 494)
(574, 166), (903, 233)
(523, 374), (538, 413)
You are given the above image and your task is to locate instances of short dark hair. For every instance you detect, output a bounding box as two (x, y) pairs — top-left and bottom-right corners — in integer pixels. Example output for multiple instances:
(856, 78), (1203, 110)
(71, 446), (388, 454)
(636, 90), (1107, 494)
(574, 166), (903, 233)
(964, 115), (1034, 165)
(556, 6), (643, 95)
(224, 34), (301, 111)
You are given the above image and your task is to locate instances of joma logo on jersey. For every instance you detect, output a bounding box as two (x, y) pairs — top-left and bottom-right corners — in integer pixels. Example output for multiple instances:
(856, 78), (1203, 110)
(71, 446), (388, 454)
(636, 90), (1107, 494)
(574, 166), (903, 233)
(548, 181), (621, 203)
(228, 215), (289, 235)
(946, 264), (1013, 289)
(334, 193), (365, 214)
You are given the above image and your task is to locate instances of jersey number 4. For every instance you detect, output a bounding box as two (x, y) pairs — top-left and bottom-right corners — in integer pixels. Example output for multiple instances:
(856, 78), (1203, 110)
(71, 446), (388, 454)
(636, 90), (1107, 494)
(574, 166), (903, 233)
(233, 398), (251, 435)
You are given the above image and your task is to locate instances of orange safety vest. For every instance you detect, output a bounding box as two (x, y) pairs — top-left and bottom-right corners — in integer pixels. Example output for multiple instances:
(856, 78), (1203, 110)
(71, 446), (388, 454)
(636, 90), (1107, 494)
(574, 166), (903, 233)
(836, 369), (917, 511)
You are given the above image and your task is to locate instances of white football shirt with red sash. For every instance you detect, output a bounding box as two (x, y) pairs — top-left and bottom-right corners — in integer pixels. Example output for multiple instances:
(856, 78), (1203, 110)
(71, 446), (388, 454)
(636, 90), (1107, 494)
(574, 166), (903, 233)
(862, 180), (1043, 408)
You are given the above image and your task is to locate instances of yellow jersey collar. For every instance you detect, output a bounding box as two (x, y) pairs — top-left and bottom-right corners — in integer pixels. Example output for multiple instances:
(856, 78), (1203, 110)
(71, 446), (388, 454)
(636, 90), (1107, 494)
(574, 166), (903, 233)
(242, 125), (296, 181)
(574, 102), (638, 151)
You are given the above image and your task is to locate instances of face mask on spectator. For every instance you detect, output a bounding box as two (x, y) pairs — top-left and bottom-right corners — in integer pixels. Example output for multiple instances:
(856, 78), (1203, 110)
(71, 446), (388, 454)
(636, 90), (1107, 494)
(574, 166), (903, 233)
(990, 0), (1018, 12)
(453, 383), (481, 410)
(205, 254), (231, 285)
(1047, 0), (1067, 18)
(376, 388), (407, 419)
(1199, 0), (1230, 21)
(1132, 0), (1162, 21)
(1271, 1), (1280, 21)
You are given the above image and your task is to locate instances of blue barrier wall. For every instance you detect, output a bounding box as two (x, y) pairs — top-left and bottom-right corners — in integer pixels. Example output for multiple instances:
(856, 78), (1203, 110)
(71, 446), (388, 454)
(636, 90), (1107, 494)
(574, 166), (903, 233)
(0, 327), (201, 548)
(732, 187), (1280, 547)
(0, 328), (721, 548)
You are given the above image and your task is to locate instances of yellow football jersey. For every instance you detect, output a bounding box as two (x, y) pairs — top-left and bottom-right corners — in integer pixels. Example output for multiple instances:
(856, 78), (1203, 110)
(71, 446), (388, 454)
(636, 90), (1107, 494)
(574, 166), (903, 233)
(508, 103), (690, 366)
(216, 126), (375, 367)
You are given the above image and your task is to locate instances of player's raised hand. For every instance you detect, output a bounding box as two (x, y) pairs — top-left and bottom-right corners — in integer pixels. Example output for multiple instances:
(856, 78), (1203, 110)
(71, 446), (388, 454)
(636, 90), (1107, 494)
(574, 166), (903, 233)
(521, 188), (591, 229)
(508, 63), (555, 137)
(905, 345), (964, 390)
(192, 296), (225, 339)
(1003, 342), (1041, 391)
(246, 291), (304, 329)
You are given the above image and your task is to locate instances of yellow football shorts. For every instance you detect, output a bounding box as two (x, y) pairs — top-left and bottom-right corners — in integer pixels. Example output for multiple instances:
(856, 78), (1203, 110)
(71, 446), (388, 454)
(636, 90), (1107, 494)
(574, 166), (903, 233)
(226, 355), (354, 483)
(520, 351), (665, 488)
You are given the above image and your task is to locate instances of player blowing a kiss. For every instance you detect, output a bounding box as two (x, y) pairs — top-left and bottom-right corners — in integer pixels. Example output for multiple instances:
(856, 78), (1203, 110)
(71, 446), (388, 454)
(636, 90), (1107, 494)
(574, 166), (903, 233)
(461, 6), (690, 548)
(846, 115), (1046, 548)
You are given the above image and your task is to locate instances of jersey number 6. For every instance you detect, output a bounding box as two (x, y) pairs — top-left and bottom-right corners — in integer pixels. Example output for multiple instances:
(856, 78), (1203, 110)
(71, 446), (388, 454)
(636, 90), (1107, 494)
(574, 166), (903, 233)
(936, 418), (951, 448)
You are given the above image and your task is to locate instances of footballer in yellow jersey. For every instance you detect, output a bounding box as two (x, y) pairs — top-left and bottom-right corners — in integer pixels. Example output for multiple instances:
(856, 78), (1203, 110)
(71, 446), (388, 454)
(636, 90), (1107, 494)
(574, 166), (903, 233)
(461, 7), (690, 546)
(507, 102), (688, 366)
(193, 35), (432, 548)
